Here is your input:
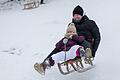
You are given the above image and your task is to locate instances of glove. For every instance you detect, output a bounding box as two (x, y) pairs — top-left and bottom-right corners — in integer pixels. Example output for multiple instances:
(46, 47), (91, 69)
(63, 38), (68, 44)
(68, 35), (73, 39)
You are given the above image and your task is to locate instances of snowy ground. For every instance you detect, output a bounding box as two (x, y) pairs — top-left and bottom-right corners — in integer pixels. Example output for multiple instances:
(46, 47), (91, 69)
(0, 0), (120, 80)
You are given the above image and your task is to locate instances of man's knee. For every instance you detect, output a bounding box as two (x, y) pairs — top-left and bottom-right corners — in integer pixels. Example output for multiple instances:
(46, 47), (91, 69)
(81, 40), (91, 49)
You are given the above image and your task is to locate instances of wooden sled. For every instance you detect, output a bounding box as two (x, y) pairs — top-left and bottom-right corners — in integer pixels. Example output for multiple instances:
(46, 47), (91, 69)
(23, 0), (40, 10)
(57, 57), (93, 75)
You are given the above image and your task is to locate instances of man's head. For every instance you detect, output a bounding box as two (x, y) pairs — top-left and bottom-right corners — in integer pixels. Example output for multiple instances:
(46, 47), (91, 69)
(73, 5), (84, 21)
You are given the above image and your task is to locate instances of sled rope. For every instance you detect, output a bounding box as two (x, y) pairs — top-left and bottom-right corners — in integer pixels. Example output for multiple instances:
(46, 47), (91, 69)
(63, 38), (68, 62)
(64, 44), (67, 62)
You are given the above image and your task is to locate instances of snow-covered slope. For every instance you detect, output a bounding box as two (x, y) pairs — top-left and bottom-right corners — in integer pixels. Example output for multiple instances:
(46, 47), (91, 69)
(0, 0), (120, 80)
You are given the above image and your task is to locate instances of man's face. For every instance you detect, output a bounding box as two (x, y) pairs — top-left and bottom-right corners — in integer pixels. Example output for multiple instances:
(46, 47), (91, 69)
(73, 14), (82, 21)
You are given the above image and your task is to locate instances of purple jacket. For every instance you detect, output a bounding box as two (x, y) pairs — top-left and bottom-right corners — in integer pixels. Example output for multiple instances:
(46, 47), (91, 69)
(55, 35), (85, 51)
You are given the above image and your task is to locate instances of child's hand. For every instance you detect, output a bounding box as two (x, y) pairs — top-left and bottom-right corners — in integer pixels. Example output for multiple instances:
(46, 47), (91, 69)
(63, 38), (68, 44)
(64, 33), (77, 39)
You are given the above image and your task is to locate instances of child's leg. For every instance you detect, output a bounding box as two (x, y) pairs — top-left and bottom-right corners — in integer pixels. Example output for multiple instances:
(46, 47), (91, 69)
(52, 45), (80, 63)
(66, 45), (80, 60)
(52, 51), (65, 63)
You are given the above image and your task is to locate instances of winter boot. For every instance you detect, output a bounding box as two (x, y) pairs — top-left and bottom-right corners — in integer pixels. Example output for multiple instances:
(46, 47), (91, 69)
(84, 48), (93, 64)
(34, 59), (51, 75)
(79, 47), (85, 57)
(85, 48), (92, 58)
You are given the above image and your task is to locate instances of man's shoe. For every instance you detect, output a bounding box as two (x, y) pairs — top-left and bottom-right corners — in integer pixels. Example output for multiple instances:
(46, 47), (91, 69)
(85, 48), (92, 58)
(84, 48), (93, 64)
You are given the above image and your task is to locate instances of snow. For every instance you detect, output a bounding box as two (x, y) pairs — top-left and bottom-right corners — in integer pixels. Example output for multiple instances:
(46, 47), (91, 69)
(0, 0), (120, 80)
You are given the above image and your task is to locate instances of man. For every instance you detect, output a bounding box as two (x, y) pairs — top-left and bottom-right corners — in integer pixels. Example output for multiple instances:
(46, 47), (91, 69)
(72, 5), (101, 58)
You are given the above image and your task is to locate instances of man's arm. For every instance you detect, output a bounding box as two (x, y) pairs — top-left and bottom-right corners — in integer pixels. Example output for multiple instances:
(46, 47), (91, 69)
(90, 21), (101, 57)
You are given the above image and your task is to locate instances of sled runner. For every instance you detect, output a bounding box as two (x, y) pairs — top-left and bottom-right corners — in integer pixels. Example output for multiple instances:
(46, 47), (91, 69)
(57, 56), (94, 75)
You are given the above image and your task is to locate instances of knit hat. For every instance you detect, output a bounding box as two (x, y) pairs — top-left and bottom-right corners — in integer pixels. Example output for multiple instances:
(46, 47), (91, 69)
(73, 5), (84, 16)
(65, 23), (77, 38)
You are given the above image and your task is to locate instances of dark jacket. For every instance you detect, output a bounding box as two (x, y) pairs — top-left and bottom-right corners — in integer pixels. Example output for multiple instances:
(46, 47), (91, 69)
(55, 35), (85, 51)
(72, 15), (101, 57)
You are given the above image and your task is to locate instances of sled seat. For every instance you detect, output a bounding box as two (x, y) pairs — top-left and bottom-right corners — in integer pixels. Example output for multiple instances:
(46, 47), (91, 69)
(23, 0), (39, 10)
(60, 57), (82, 65)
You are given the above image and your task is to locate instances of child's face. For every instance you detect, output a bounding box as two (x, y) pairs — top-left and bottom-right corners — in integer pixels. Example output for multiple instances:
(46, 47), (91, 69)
(67, 30), (76, 34)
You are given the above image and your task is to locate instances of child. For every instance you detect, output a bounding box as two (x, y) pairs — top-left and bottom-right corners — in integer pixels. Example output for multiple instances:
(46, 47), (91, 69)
(34, 23), (92, 74)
